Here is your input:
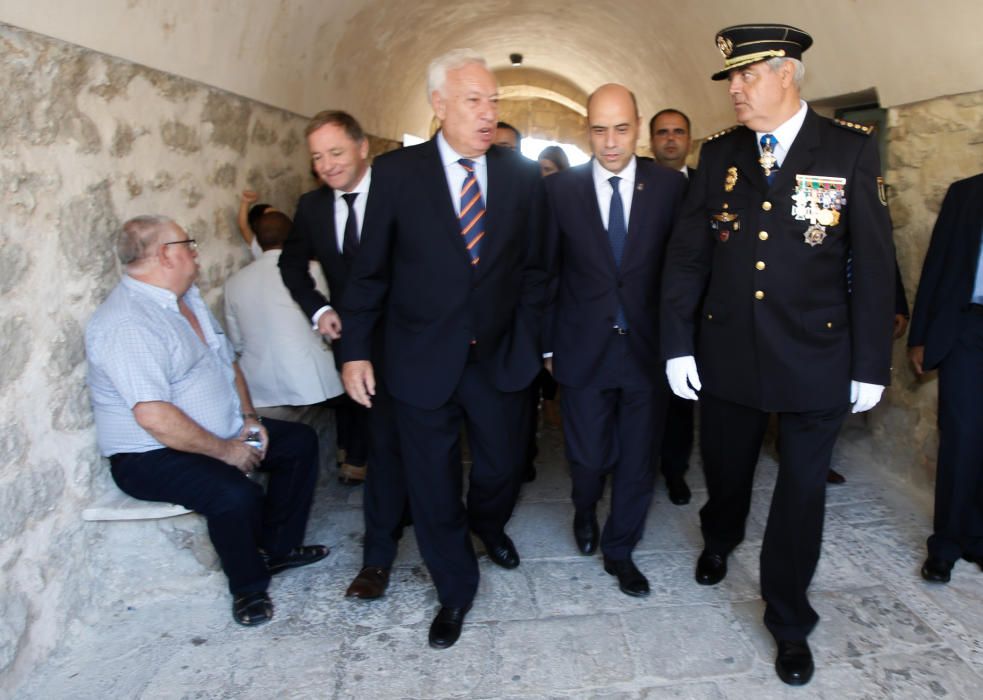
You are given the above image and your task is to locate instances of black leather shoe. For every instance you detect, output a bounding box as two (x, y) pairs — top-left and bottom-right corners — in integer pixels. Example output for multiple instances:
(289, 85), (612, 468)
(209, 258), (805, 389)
(666, 475), (691, 505)
(481, 534), (520, 569)
(523, 464), (537, 482)
(826, 468), (846, 484)
(921, 555), (953, 582)
(775, 640), (814, 686)
(695, 550), (727, 585)
(573, 509), (599, 555)
(428, 605), (471, 649)
(603, 556), (650, 597)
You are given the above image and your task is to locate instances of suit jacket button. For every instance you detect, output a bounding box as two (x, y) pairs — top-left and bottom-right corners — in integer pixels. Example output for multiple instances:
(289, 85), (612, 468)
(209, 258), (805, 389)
(707, 313), (713, 320)
(755, 261), (766, 270)
(761, 201), (772, 211)
(754, 290), (765, 300)
(826, 321), (833, 329)
(759, 231), (769, 240)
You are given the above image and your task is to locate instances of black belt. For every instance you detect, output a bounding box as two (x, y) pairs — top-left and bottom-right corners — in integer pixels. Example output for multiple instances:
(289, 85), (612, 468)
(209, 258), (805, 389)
(613, 326), (629, 335)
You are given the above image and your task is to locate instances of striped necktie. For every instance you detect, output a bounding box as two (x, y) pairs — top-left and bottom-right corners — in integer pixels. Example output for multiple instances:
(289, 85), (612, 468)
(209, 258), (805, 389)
(458, 159), (485, 266)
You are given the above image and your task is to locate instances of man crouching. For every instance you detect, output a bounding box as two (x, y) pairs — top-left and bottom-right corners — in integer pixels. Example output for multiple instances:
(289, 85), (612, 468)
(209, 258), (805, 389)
(85, 215), (328, 626)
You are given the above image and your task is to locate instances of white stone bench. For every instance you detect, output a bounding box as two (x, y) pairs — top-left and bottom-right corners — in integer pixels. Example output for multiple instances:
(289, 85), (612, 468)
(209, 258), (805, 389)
(82, 490), (192, 521)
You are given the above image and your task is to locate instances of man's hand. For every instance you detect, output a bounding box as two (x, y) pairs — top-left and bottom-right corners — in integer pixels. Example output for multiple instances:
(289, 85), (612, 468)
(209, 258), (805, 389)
(544, 357), (553, 375)
(239, 417), (269, 459)
(317, 310), (342, 340)
(850, 380), (885, 413)
(666, 356), (702, 400)
(221, 438), (263, 473)
(908, 345), (925, 376)
(342, 360), (376, 408)
(893, 314), (909, 340)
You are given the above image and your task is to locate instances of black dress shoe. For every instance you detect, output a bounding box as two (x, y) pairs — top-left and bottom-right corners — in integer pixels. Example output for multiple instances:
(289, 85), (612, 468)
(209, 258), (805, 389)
(603, 556), (650, 597)
(695, 550), (727, 585)
(428, 605), (471, 649)
(921, 555), (953, 582)
(481, 534), (520, 569)
(826, 468), (846, 484)
(523, 464), (537, 482)
(573, 509), (599, 555)
(775, 639), (814, 686)
(666, 475), (691, 505)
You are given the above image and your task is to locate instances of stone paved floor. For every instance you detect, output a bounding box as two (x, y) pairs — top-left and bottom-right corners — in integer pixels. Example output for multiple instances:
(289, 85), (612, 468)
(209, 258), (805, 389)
(16, 422), (983, 699)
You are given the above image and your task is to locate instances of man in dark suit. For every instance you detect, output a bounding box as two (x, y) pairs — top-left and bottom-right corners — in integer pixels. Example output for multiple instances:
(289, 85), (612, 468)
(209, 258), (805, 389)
(279, 110), (406, 602)
(544, 84), (685, 597)
(339, 49), (546, 649)
(908, 172), (983, 584)
(649, 107), (696, 505)
(660, 25), (895, 685)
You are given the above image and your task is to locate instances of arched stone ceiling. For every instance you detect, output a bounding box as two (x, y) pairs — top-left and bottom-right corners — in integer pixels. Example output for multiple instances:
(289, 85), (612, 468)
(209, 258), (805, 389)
(3, 0), (983, 143)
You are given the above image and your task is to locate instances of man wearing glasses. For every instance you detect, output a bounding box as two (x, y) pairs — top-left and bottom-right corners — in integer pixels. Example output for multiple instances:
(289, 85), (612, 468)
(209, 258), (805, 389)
(85, 215), (327, 627)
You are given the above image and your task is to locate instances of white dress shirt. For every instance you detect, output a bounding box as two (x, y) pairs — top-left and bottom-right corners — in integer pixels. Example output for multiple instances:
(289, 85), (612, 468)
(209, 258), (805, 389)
(755, 100), (808, 167)
(436, 131), (489, 213)
(592, 156), (637, 230)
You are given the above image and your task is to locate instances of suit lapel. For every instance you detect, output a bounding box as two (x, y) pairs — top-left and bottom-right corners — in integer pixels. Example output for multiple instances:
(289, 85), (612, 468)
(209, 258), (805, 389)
(772, 109), (820, 191)
(624, 161), (653, 264)
(733, 128), (768, 194)
(321, 187), (341, 256)
(479, 147), (509, 273)
(421, 139), (474, 266)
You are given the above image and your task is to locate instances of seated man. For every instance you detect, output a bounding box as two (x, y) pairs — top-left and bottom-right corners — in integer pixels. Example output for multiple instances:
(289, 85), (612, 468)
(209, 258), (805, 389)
(85, 215), (327, 627)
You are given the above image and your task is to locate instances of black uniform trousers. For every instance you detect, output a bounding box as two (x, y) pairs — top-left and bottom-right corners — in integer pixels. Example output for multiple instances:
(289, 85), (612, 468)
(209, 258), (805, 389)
(393, 355), (526, 608)
(660, 395), (694, 479)
(560, 333), (669, 561)
(928, 306), (983, 562)
(109, 418), (319, 596)
(361, 376), (411, 569)
(699, 393), (848, 641)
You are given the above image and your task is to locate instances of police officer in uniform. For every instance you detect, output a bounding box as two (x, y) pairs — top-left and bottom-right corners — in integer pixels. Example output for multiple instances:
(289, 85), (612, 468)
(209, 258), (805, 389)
(660, 24), (895, 685)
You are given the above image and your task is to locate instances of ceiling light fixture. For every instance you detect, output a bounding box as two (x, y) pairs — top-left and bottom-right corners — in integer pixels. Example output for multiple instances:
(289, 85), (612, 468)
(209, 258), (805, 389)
(510, 53), (523, 67)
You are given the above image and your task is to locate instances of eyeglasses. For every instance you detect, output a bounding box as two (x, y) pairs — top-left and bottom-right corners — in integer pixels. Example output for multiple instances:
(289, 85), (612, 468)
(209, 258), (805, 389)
(161, 238), (198, 251)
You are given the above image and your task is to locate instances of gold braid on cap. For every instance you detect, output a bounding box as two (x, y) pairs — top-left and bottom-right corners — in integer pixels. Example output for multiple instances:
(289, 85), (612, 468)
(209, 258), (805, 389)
(723, 48), (787, 69)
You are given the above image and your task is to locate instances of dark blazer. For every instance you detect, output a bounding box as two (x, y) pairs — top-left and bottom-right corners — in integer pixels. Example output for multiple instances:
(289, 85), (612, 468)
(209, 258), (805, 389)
(908, 173), (983, 370)
(279, 186), (349, 320)
(544, 159), (686, 387)
(661, 108), (896, 412)
(337, 140), (547, 410)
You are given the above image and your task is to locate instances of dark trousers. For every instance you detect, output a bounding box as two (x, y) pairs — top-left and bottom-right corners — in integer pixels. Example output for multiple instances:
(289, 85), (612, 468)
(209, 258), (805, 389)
(661, 395), (694, 479)
(561, 334), (668, 560)
(362, 378), (411, 569)
(393, 363), (526, 608)
(109, 418), (319, 596)
(699, 393), (847, 641)
(929, 307), (983, 561)
(336, 396), (370, 466)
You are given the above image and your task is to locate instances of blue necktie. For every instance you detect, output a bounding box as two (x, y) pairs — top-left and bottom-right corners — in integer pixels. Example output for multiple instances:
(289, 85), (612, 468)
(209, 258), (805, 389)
(759, 133), (780, 184)
(458, 159), (485, 266)
(608, 176), (628, 330)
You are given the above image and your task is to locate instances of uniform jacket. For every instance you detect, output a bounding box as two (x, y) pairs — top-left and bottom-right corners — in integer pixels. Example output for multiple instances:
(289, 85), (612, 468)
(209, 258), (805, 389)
(544, 158), (686, 388)
(908, 173), (983, 370)
(337, 140), (547, 410)
(661, 108), (895, 412)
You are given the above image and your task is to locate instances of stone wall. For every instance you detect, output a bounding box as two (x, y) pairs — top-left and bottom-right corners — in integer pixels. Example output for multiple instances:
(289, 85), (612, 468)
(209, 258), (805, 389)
(867, 90), (983, 488)
(0, 22), (322, 692)
(498, 98), (589, 153)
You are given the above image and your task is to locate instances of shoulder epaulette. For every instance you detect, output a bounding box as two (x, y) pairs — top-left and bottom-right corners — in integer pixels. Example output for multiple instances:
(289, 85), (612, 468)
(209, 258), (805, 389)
(832, 118), (874, 135)
(704, 125), (740, 142)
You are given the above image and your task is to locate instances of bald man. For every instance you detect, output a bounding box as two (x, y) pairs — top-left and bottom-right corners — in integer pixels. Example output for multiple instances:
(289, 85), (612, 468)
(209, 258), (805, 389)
(543, 84), (686, 597)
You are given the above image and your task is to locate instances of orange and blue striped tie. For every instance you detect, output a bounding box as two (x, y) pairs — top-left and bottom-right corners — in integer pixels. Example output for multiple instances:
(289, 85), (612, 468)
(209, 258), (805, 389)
(458, 158), (485, 265)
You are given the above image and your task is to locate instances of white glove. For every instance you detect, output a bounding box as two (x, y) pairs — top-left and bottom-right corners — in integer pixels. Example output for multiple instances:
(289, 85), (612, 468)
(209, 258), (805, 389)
(666, 356), (702, 400)
(850, 380), (885, 413)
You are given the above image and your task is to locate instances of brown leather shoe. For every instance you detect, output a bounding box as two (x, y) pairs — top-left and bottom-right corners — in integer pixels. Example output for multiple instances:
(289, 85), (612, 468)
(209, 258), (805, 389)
(345, 566), (390, 599)
(339, 462), (366, 485)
